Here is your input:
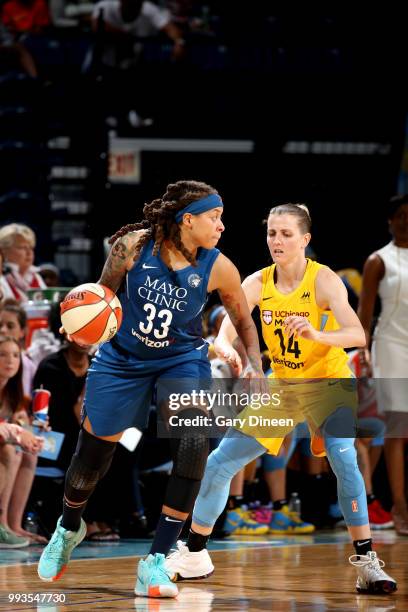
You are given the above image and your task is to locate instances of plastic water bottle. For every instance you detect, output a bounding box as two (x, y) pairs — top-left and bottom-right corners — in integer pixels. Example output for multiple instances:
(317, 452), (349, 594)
(289, 492), (301, 515)
(24, 511), (39, 535)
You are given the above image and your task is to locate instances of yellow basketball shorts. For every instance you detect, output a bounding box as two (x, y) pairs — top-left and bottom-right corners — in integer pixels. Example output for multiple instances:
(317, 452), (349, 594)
(235, 374), (357, 456)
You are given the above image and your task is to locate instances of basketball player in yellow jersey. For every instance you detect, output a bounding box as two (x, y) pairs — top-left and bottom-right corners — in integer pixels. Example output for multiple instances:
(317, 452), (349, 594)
(260, 256), (350, 379)
(165, 204), (397, 595)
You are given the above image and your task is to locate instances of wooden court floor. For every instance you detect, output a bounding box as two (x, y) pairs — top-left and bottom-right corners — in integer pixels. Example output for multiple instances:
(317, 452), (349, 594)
(0, 537), (406, 611)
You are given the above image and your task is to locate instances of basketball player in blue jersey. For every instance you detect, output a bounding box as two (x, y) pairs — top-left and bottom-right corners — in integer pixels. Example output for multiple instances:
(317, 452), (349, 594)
(38, 180), (264, 598)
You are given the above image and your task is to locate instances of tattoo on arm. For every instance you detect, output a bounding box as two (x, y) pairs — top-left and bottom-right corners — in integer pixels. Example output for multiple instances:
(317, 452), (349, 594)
(98, 236), (131, 292)
(221, 293), (242, 328)
(112, 241), (127, 260)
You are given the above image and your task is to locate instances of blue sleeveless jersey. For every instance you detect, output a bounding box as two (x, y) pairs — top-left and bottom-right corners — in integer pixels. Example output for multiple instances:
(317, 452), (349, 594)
(107, 239), (220, 360)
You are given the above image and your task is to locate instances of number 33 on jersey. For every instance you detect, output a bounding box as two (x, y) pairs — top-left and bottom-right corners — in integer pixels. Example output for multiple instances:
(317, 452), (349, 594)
(113, 239), (220, 358)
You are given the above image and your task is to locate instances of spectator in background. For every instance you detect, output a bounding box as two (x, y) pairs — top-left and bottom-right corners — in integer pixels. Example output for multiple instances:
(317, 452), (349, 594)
(38, 263), (60, 288)
(0, 22), (38, 76)
(0, 252), (9, 303)
(0, 422), (43, 546)
(262, 427), (317, 534)
(358, 194), (408, 535)
(1, 0), (50, 34)
(89, 0), (185, 127)
(49, 0), (94, 29)
(92, 0), (185, 62)
(32, 336), (90, 477)
(204, 304), (226, 361)
(202, 303), (268, 537)
(0, 223), (46, 302)
(0, 421), (43, 451)
(347, 349), (394, 530)
(0, 334), (46, 545)
(33, 335), (119, 541)
(0, 299), (37, 395)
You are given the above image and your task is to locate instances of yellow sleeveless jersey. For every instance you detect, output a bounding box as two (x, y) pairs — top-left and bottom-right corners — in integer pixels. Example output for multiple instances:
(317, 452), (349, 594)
(260, 259), (350, 378)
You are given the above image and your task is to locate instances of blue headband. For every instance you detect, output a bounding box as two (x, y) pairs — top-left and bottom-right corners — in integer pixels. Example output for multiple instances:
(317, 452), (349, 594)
(175, 194), (223, 223)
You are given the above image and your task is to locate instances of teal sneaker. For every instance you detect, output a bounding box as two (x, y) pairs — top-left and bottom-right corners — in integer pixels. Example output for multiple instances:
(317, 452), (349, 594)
(38, 516), (86, 582)
(135, 553), (178, 598)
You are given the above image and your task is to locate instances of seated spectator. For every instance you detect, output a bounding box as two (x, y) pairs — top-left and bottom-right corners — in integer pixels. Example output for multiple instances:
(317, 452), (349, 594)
(38, 263), (60, 288)
(0, 423), (44, 545)
(92, 0), (185, 63)
(262, 425), (318, 534)
(86, 0), (184, 129)
(1, 0), (50, 34)
(0, 22), (38, 76)
(204, 304), (226, 361)
(0, 223), (46, 302)
(33, 335), (90, 473)
(0, 334), (46, 545)
(33, 334), (120, 541)
(0, 421), (43, 452)
(0, 299), (37, 395)
(49, 0), (94, 29)
(0, 252), (9, 303)
(347, 349), (393, 529)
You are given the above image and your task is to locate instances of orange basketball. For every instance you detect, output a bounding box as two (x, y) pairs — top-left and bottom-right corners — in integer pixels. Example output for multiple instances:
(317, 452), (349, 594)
(60, 283), (122, 345)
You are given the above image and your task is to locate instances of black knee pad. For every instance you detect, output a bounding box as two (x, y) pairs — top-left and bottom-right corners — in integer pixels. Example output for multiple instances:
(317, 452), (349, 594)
(65, 428), (117, 503)
(165, 409), (210, 512)
(165, 474), (202, 514)
(170, 408), (209, 480)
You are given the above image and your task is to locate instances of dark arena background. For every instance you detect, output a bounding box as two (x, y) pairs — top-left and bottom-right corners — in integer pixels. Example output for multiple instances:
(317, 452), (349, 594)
(1, 4), (408, 611)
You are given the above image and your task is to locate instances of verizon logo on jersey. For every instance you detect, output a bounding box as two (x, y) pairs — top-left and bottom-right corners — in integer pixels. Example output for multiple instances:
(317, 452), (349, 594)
(132, 329), (170, 348)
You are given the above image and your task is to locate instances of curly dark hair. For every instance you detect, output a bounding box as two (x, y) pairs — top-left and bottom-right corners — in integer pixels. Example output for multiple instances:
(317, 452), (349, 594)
(108, 180), (218, 267)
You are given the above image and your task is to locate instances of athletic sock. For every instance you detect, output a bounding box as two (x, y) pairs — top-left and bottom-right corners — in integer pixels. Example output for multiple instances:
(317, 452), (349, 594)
(61, 497), (86, 532)
(187, 529), (209, 552)
(353, 538), (373, 557)
(273, 499), (288, 511)
(149, 513), (185, 556)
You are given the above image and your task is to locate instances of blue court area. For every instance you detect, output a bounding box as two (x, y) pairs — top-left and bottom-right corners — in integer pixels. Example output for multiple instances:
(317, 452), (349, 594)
(0, 530), (397, 568)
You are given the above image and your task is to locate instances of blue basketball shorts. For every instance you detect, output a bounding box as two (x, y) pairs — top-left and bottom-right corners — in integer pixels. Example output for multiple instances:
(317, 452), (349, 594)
(82, 342), (211, 436)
